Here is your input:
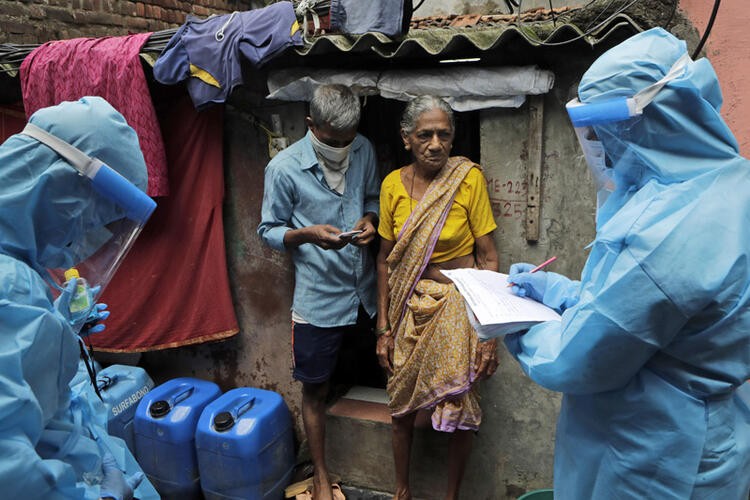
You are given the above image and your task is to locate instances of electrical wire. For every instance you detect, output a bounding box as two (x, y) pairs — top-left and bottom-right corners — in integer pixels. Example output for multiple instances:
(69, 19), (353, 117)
(582, 0), (622, 34)
(549, 0), (557, 27)
(514, 0), (642, 47)
(692, 0), (721, 59)
(412, 0), (426, 14)
(663, 0), (679, 30)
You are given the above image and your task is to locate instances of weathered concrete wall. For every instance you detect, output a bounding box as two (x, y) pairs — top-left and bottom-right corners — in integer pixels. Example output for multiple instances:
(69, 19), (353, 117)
(472, 53), (600, 495)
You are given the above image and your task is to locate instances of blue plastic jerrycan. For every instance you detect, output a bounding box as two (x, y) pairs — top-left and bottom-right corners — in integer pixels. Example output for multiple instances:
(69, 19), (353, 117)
(96, 364), (154, 453)
(196, 387), (295, 500)
(134, 377), (222, 500)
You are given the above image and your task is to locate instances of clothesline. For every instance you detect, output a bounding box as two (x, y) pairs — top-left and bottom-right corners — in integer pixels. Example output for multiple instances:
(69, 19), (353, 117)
(0, 28), (177, 75)
(0, 2), (328, 75)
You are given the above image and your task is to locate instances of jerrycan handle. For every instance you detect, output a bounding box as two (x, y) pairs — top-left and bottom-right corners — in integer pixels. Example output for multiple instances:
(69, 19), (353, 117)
(171, 385), (195, 406)
(213, 396), (256, 432)
(234, 396), (256, 417)
(96, 374), (116, 391)
(150, 384), (195, 418)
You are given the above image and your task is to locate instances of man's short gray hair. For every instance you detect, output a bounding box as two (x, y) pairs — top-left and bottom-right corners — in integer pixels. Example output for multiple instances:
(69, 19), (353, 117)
(400, 95), (454, 134)
(309, 84), (361, 132)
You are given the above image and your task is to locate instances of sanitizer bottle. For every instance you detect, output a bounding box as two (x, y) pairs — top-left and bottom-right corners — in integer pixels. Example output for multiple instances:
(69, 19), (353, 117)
(64, 267), (92, 324)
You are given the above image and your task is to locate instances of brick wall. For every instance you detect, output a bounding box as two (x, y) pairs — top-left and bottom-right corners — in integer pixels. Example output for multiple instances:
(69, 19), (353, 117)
(0, 0), (275, 44)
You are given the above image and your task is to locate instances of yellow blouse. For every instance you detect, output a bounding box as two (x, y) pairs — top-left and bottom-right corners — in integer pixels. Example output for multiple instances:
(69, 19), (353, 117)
(378, 165), (497, 263)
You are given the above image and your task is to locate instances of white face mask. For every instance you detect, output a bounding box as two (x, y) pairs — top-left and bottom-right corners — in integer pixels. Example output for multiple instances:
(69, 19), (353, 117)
(575, 126), (614, 195)
(309, 130), (352, 168)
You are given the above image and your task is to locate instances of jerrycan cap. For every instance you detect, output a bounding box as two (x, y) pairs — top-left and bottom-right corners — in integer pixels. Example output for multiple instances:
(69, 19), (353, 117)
(150, 400), (171, 418)
(214, 411), (235, 432)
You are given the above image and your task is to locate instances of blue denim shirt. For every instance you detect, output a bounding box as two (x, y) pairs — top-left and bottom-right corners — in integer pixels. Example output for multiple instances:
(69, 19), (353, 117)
(258, 131), (379, 327)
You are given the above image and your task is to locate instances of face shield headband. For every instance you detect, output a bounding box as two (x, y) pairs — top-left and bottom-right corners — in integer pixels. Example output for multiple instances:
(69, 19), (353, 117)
(566, 53), (691, 200)
(21, 123), (157, 332)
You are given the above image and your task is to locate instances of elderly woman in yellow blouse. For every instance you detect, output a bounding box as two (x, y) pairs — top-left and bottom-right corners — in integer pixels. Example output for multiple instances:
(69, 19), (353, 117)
(376, 95), (500, 500)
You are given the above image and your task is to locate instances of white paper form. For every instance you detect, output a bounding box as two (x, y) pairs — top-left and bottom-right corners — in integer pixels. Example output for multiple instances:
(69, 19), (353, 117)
(441, 268), (561, 339)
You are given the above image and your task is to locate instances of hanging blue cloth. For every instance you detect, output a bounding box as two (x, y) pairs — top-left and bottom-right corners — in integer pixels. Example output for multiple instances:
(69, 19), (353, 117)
(154, 1), (303, 110)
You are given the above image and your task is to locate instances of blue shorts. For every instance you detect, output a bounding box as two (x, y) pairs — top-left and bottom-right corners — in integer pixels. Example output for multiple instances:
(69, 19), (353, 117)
(292, 308), (372, 384)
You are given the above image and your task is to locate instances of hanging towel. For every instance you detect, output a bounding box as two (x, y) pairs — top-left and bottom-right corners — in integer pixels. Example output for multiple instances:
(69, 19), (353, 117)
(92, 89), (239, 351)
(153, 1), (302, 110)
(20, 33), (169, 196)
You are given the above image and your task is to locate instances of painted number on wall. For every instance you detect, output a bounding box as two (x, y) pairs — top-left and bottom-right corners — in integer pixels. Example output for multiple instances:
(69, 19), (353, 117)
(487, 177), (527, 218)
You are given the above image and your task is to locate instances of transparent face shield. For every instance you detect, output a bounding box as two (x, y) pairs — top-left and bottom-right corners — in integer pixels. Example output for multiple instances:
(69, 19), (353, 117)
(21, 123), (157, 332)
(566, 53), (691, 206)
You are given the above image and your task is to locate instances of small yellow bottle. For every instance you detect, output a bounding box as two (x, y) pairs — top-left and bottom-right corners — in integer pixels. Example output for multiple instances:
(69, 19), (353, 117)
(64, 267), (92, 320)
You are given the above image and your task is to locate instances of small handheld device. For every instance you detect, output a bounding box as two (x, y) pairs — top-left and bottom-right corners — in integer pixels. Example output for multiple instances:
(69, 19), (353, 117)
(338, 230), (364, 239)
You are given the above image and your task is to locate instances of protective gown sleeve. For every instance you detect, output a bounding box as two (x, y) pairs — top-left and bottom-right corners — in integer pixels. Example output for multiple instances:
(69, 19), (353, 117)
(0, 262), (98, 499)
(505, 246), (689, 394)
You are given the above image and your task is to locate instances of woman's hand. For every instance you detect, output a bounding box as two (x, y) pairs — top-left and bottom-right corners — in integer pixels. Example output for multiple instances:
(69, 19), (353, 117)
(376, 331), (395, 375)
(474, 338), (499, 380)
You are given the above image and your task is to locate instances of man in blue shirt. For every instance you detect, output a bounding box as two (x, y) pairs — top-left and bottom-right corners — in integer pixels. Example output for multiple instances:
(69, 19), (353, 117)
(258, 84), (378, 500)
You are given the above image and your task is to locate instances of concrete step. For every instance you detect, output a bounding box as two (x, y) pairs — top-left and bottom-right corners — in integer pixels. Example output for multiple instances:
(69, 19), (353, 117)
(325, 386), (457, 500)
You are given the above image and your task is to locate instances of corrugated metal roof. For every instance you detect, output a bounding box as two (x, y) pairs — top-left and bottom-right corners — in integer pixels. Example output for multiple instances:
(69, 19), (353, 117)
(292, 7), (643, 59)
(0, 5), (643, 76)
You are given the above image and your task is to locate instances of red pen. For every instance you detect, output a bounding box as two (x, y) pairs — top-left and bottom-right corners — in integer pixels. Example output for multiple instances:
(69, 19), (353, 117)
(507, 256), (557, 287)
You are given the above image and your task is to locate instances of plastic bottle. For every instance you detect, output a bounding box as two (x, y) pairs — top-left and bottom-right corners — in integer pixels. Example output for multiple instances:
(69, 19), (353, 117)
(64, 267), (93, 323)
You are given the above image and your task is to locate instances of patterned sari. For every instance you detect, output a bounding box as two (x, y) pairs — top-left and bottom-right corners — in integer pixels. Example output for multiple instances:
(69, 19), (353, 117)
(386, 156), (481, 432)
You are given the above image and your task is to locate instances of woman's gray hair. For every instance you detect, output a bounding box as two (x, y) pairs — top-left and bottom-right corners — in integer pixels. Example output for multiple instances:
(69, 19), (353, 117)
(400, 95), (454, 134)
(309, 84), (361, 132)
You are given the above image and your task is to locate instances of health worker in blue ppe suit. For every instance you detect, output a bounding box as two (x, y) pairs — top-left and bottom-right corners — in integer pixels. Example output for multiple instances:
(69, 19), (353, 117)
(0, 96), (159, 500)
(505, 28), (750, 499)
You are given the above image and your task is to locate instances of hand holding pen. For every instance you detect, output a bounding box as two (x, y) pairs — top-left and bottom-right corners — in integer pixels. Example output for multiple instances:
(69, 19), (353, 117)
(506, 256), (558, 303)
(507, 256), (557, 287)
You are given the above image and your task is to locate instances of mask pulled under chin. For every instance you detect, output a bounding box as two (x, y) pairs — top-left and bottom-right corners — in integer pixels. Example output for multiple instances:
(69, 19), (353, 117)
(309, 130), (352, 168)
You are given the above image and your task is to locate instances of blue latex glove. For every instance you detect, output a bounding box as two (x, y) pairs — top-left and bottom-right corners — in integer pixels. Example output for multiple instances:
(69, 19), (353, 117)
(507, 262), (548, 302)
(100, 451), (143, 500)
(80, 302), (110, 337)
(53, 277), (77, 323)
(507, 262), (580, 313)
